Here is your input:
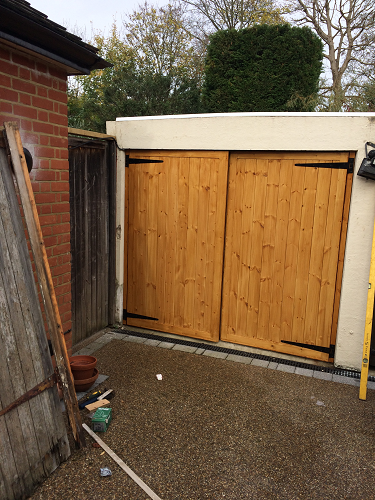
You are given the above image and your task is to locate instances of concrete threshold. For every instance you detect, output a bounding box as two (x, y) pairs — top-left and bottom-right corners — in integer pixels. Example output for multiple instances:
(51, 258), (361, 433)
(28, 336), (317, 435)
(71, 326), (375, 390)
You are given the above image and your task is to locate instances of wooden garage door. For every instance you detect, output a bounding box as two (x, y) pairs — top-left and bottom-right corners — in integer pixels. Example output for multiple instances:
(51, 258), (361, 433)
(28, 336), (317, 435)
(125, 150), (228, 341)
(220, 152), (352, 361)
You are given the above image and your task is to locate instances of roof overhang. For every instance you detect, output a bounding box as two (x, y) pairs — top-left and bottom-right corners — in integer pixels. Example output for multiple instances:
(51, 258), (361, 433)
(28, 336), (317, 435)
(0, 0), (111, 75)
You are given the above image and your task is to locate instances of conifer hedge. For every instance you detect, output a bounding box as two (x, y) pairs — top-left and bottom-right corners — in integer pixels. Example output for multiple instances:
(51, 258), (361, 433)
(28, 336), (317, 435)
(202, 25), (323, 112)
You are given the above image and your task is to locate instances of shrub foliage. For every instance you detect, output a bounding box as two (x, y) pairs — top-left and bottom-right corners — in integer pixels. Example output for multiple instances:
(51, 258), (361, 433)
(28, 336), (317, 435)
(202, 25), (323, 112)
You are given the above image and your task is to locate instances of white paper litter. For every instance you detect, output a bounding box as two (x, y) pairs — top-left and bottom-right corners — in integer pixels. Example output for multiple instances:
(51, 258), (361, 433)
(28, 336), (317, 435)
(156, 374), (162, 380)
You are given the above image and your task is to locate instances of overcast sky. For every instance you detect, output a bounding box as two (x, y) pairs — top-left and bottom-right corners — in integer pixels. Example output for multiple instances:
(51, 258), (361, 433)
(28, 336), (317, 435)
(29, 0), (144, 40)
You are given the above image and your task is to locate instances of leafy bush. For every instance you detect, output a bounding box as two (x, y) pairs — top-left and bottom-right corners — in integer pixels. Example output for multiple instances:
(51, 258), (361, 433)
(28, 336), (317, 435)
(202, 25), (323, 112)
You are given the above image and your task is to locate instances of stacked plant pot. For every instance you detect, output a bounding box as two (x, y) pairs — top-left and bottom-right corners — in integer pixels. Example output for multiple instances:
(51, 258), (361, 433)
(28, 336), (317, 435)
(69, 355), (98, 392)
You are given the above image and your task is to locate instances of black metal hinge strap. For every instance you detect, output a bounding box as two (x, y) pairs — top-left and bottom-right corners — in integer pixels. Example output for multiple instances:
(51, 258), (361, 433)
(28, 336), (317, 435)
(123, 309), (159, 321)
(125, 156), (164, 168)
(295, 158), (354, 173)
(281, 340), (335, 358)
(0, 373), (58, 418)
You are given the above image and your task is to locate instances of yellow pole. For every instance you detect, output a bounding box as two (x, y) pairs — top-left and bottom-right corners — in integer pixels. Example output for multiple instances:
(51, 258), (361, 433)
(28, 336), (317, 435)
(359, 215), (375, 400)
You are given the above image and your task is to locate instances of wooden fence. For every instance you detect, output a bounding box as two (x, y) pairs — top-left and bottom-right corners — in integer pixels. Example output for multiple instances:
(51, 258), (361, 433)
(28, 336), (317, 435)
(69, 134), (116, 345)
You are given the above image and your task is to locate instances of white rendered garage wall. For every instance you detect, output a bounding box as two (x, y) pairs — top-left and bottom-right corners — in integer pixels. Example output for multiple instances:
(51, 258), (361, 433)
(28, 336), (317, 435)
(107, 112), (375, 371)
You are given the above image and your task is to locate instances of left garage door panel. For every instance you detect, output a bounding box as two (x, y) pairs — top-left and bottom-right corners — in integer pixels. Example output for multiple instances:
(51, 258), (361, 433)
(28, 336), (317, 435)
(125, 150), (229, 342)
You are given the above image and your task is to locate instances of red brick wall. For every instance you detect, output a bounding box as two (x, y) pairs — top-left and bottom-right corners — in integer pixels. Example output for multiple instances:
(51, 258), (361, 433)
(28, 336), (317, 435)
(0, 43), (73, 354)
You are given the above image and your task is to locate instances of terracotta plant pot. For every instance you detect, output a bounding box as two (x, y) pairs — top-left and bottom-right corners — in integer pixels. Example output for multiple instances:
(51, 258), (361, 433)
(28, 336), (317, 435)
(69, 355), (97, 380)
(74, 367), (99, 392)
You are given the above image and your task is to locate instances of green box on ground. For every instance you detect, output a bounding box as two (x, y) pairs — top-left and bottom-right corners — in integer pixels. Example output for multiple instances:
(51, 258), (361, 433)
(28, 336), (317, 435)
(92, 408), (112, 432)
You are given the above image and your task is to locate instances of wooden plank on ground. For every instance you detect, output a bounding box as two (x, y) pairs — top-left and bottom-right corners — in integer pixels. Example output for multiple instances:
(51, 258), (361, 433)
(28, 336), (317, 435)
(83, 424), (163, 500)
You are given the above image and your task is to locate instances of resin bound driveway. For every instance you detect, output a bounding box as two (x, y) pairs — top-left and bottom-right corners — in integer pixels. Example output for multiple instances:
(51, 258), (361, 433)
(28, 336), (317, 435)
(30, 331), (375, 500)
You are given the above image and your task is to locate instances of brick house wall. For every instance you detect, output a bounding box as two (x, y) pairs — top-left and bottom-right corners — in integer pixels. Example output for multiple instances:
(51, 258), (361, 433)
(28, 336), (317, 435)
(0, 42), (73, 354)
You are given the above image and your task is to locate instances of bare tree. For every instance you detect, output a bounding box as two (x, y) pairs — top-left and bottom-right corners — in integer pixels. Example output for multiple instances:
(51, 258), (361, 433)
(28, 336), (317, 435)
(180, 0), (286, 37)
(290, 0), (375, 110)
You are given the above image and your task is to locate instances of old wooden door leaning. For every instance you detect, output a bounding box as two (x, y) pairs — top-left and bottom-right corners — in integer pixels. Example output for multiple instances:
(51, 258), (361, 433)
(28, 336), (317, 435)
(0, 146), (70, 500)
(124, 150), (352, 360)
(125, 150), (229, 341)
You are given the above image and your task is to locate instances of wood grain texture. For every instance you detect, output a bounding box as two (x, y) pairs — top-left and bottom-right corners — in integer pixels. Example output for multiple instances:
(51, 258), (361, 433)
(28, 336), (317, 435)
(69, 137), (115, 341)
(221, 152), (350, 360)
(0, 143), (70, 499)
(126, 151), (228, 341)
(5, 122), (85, 448)
(330, 164), (354, 349)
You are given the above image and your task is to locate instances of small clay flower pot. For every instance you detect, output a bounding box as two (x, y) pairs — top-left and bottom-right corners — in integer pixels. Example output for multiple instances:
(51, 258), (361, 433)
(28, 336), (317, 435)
(74, 367), (99, 392)
(69, 355), (97, 380)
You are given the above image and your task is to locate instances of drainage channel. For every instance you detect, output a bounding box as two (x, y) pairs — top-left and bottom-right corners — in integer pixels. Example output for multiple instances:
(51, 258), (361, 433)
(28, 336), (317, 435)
(111, 327), (375, 382)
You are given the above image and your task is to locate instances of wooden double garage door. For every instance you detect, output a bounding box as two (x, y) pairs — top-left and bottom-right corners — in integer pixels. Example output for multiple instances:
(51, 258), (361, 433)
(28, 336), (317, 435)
(124, 150), (353, 361)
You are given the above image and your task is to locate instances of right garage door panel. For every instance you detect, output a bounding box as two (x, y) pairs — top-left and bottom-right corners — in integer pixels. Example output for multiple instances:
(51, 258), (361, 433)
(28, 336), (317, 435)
(220, 152), (350, 361)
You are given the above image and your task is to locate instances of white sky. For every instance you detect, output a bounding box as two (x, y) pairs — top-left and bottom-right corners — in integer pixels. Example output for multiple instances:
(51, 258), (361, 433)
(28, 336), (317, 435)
(28, 0), (144, 40)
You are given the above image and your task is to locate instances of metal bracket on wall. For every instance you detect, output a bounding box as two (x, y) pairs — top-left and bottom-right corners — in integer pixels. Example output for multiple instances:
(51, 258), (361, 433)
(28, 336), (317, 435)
(123, 309), (159, 321)
(295, 158), (354, 173)
(281, 340), (335, 358)
(125, 156), (164, 168)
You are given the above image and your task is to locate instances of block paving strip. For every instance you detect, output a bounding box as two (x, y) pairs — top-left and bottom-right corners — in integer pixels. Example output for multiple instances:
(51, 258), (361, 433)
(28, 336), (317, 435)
(77, 330), (375, 390)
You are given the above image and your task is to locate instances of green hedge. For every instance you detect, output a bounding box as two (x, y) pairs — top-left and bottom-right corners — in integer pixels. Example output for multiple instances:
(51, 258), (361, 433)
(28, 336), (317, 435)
(202, 25), (323, 112)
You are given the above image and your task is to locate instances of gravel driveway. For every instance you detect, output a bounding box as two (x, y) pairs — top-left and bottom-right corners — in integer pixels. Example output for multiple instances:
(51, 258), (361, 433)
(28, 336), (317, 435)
(30, 337), (375, 500)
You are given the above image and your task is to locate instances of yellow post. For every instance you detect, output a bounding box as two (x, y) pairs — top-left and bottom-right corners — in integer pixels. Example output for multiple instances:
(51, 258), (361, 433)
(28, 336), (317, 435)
(359, 215), (375, 400)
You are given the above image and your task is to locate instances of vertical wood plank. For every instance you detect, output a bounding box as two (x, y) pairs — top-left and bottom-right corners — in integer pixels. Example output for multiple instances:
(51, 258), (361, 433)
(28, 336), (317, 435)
(166, 156), (178, 326)
(291, 166), (318, 342)
(184, 156), (200, 329)
(330, 169), (353, 346)
(236, 157), (257, 339)
(174, 158), (189, 327)
(258, 160), (280, 340)
(194, 158), (210, 331)
(107, 141), (117, 326)
(0, 219), (37, 498)
(127, 156), (137, 315)
(83, 150), (91, 337)
(314, 168), (339, 346)
(211, 152), (228, 338)
(319, 168), (347, 346)
(123, 163), (129, 323)
(247, 158), (267, 338)
(156, 158), (168, 324)
(269, 159), (292, 343)
(304, 167), (332, 344)
(280, 163), (305, 342)
(220, 156), (236, 340)
(224, 155), (245, 337)
(146, 162), (159, 319)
